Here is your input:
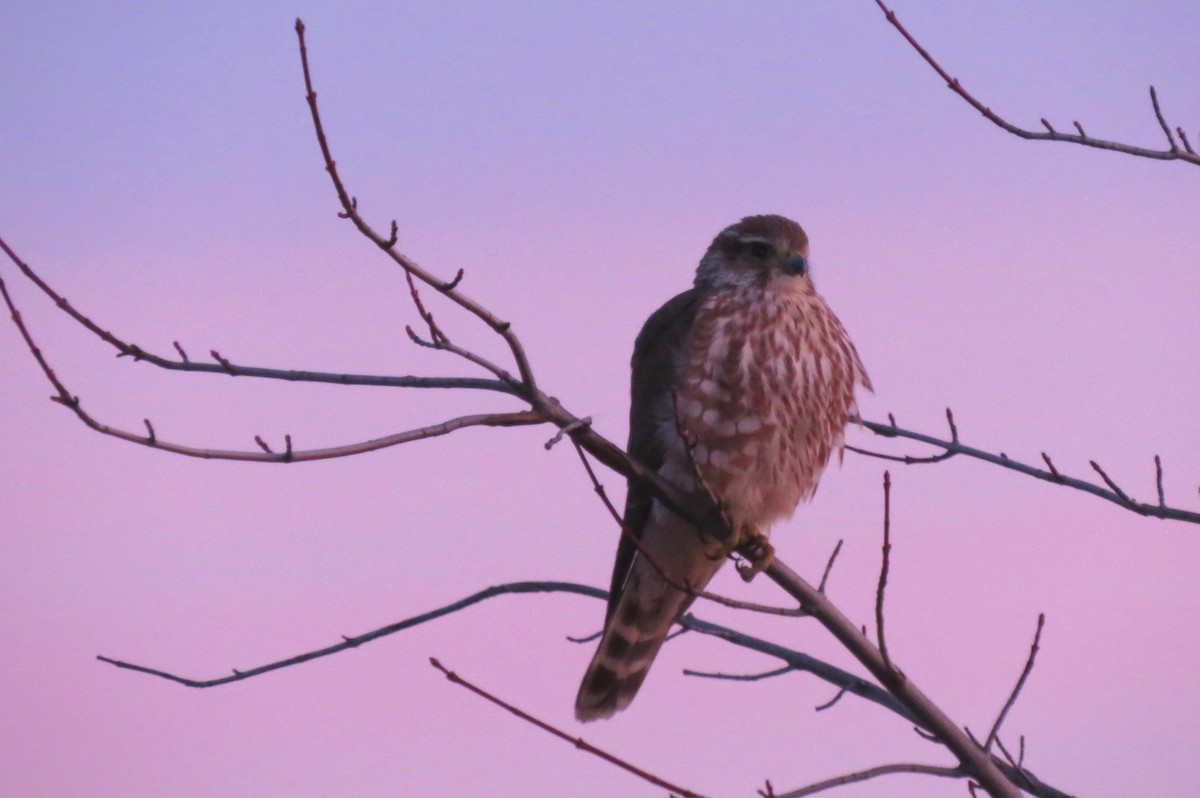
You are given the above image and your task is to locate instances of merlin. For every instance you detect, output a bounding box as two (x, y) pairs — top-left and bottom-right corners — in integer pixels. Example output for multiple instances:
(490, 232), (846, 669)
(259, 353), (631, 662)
(575, 214), (871, 721)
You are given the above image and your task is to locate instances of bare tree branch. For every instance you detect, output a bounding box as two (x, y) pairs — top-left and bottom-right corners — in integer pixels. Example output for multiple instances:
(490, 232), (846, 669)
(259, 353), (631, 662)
(0, 239), (512, 396)
(874, 0), (1200, 167)
(986, 613), (1046, 752)
(817, 539), (844, 594)
(294, 18), (539, 393)
(0, 262), (545, 462)
(430, 657), (714, 798)
(682, 665), (795, 683)
(97, 581), (609, 688)
(774, 762), (964, 798)
(874, 471), (895, 670)
(758, 559), (1021, 797)
(854, 414), (1200, 525)
(94, 577), (1070, 797)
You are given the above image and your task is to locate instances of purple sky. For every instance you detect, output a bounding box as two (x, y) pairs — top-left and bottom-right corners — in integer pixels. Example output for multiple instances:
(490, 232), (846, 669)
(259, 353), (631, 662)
(2, 3), (1198, 796)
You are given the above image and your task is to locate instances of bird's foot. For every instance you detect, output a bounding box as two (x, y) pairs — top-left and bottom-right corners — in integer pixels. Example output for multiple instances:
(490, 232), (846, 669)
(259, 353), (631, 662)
(733, 522), (774, 582)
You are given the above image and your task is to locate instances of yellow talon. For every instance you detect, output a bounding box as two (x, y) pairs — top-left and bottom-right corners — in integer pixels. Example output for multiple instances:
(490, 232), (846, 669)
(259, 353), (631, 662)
(733, 522), (775, 582)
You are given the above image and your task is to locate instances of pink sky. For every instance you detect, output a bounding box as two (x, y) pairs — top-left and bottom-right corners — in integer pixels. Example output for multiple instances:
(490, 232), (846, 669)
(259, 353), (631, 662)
(2, 3), (1198, 796)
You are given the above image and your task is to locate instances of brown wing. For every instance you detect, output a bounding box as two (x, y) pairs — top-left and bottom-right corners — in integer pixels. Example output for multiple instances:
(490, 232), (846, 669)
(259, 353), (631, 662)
(603, 288), (703, 623)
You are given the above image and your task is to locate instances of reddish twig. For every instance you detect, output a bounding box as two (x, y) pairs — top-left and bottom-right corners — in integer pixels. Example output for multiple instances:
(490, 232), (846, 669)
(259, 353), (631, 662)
(875, 472), (895, 673)
(985, 613), (1046, 752)
(430, 657), (713, 798)
(874, 0), (1200, 167)
(1088, 460), (1133, 505)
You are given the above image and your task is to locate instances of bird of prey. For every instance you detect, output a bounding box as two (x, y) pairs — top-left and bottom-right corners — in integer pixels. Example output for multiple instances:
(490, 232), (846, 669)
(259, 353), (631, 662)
(575, 214), (871, 721)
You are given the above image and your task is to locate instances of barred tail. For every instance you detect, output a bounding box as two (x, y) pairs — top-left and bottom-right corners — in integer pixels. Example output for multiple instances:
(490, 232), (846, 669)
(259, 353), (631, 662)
(574, 564), (685, 722)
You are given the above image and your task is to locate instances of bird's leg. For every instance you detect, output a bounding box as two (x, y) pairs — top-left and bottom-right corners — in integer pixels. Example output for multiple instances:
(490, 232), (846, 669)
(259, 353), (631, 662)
(701, 520), (775, 581)
(733, 522), (774, 582)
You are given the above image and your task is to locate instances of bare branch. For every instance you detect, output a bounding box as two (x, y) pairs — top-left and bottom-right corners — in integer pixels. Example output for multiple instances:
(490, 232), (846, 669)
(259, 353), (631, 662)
(1156, 455), (1166, 507)
(814, 686), (849, 712)
(756, 559), (1020, 797)
(429, 657), (713, 798)
(96, 576), (1070, 798)
(774, 762), (964, 798)
(682, 665), (794, 683)
(1089, 459), (1133, 504)
(985, 613), (1046, 751)
(875, 471), (895, 671)
(874, 0), (1200, 167)
(0, 239), (513, 396)
(293, 18), (539, 392)
(854, 415), (1200, 525)
(1150, 86), (1180, 152)
(846, 408), (959, 465)
(98, 581), (610, 688)
(817, 539), (844, 594)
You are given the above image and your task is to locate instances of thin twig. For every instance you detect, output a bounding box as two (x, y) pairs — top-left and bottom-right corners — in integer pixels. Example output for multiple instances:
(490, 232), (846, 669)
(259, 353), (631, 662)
(985, 613), (1046, 751)
(817, 539), (843, 594)
(1155, 455), (1165, 507)
(1089, 460), (1133, 505)
(875, 471), (895, 673)
(98, 581), (610, 688)
(814, 685), (849, 712)
(430, 657), (712, 798)
(1150, 86), (1179, 151)
(773, 762), (964, 798)
(682, 665), (794, 682)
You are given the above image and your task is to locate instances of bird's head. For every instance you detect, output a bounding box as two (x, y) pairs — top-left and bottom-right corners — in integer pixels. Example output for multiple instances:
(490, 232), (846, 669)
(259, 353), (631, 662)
(694, 214), (811, 291)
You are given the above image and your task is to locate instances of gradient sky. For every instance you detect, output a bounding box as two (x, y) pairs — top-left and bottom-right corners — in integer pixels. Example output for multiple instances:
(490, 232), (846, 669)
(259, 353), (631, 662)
(2, 3), (1198, 797)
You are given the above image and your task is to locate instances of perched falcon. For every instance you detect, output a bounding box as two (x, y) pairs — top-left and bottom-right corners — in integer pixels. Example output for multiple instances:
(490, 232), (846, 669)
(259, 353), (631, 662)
(575, 214), (871, 722)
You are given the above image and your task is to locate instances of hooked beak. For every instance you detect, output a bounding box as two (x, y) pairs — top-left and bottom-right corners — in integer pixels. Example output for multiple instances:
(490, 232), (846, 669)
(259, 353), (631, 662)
(780, 254), (808, 276)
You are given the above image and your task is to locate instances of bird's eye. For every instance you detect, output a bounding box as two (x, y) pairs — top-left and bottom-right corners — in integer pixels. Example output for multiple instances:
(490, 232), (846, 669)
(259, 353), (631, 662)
(746, 241), (773, 259)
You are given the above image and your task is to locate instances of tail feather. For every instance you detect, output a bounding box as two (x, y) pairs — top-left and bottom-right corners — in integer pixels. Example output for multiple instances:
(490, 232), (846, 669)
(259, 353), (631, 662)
(574, 565), (683, 721)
